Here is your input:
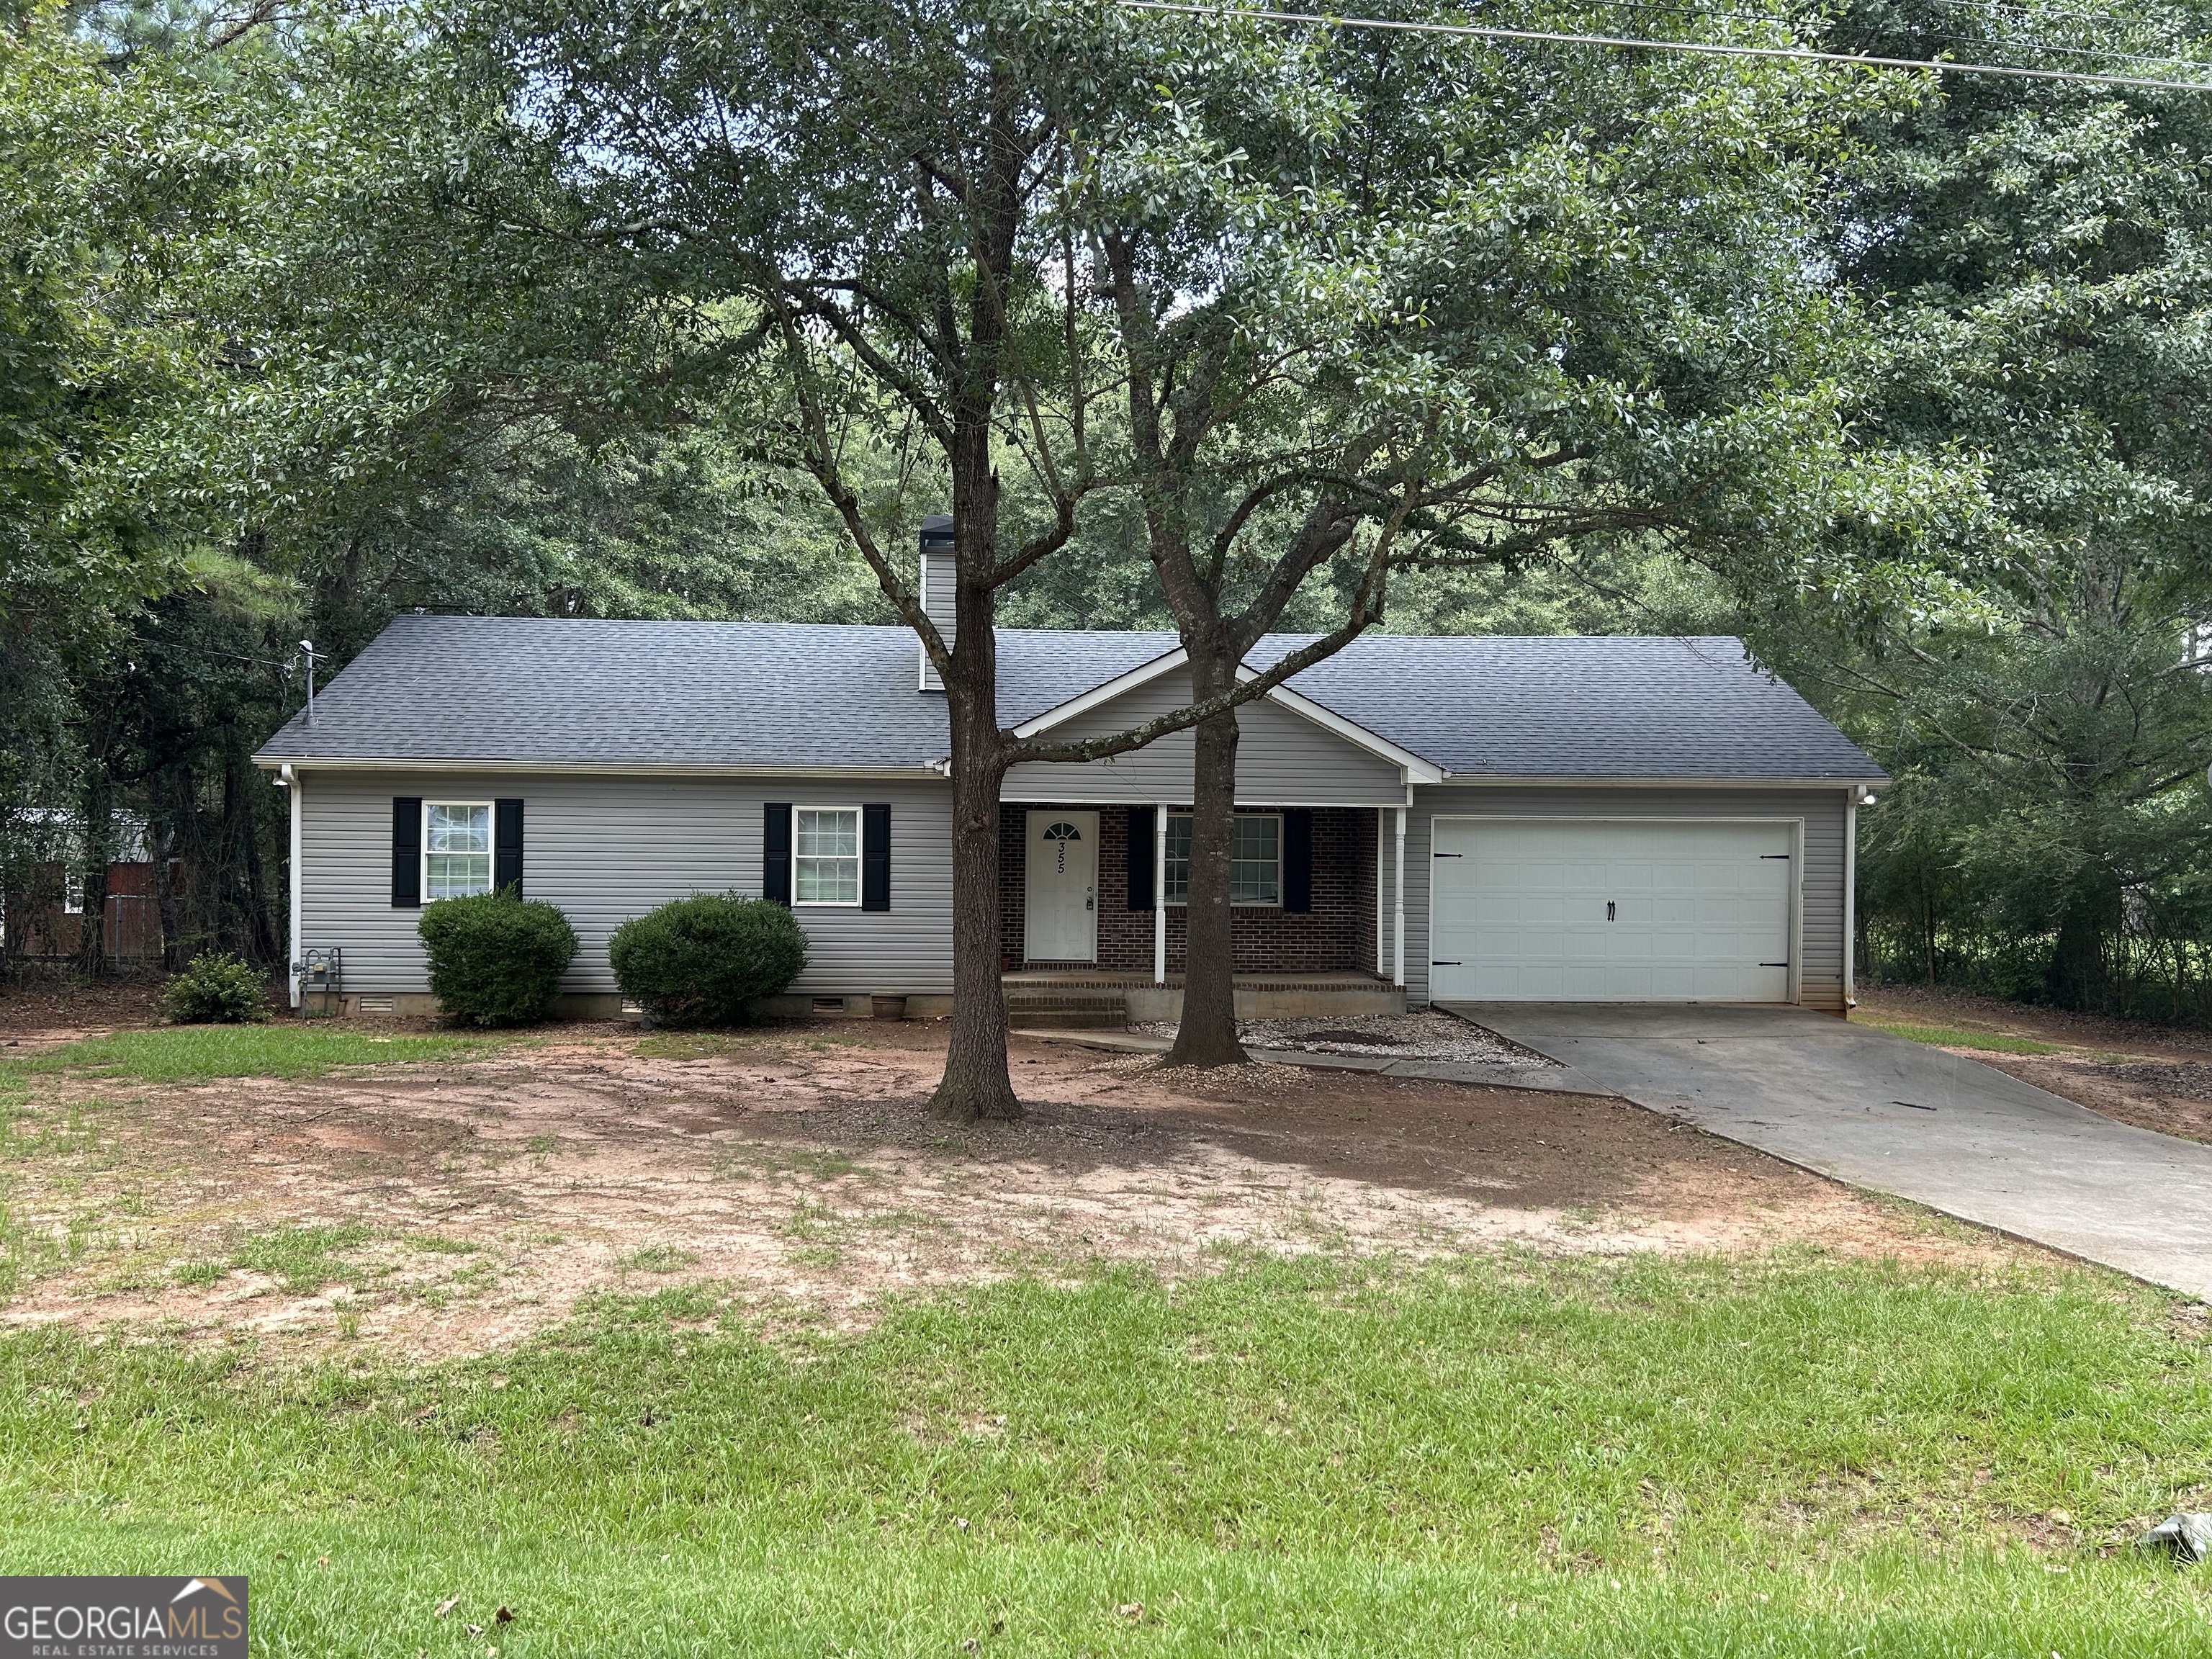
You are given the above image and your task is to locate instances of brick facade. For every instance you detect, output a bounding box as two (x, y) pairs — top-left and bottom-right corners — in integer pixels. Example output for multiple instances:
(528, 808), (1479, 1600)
(1000, 803), (1382, 976)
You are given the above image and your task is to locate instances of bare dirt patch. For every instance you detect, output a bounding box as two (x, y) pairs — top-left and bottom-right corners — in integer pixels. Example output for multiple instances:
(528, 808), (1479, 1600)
(1, 1010), (2045, 1361)
(0, 973), (166, 1040)
(1853, 986), (2212, 1145)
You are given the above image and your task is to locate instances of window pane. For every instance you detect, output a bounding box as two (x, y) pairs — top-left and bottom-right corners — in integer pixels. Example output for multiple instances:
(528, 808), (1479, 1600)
(427, 853), (493, 902)
(1233, 816), (1278, 863)
(1164, 814), (1192, 905)
(424, 804), (493, 901)
(796, 858), (859, 904)
(1166, 814), (1280, 904)
(1231, 814), (1280, 904)
(428, 804), (490, 854)
(795, 809), (860, 903)
(796, 809), (858, 858)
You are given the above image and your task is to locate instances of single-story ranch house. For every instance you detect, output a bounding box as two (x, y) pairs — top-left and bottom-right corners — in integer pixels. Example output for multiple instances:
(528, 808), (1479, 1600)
(255, 531), (1887, 1024)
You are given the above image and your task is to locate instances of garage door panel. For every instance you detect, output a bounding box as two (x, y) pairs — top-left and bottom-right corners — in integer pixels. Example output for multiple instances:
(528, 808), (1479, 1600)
(1431, 819), (1794, 1004)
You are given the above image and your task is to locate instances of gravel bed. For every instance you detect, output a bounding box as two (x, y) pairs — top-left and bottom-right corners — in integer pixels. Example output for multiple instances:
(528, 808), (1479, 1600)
(1132, 1009), (1559, 1065)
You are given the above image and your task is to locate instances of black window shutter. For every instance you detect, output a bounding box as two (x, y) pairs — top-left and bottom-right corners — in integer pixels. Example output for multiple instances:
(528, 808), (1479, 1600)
(392, 798), (422, 907)
(1284, 809), (1313, 913)
(1127, 806), (1154, 909)
(862, 804), (891, 911)
(494, 799), (524, 899)
(763, 804), (792, 905)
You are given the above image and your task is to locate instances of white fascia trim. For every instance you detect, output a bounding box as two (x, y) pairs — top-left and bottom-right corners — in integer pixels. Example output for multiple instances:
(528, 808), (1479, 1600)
(1424, 773), (1892, 791)
(1010, 646), (1188, 739)
(1007, 644), (1448, 786)
(1237, 667), (1447, 784)
(997, 788), (1408, 808)
(252, 759), (949, 781)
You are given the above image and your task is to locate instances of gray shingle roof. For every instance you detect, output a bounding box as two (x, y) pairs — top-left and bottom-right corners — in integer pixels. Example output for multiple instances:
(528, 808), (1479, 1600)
(253, 616), (1884, 783)
(1266, 633), (1884, 781)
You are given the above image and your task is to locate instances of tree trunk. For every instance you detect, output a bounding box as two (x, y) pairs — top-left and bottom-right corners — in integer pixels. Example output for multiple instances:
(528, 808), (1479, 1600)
(928, 418), (1023, 1123)
(149, 792), (182, 974)
(232, 738), (280, 965)
(73, 766), (114, 981)
(932, 721), (1022, 1122)
(2044, 899), (2110, 1011)
(1168, 651), (1246, 1068)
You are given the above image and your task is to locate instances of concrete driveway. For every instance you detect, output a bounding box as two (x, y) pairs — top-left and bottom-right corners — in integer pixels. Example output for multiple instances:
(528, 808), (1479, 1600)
(1444, 1002), (2212, 1301)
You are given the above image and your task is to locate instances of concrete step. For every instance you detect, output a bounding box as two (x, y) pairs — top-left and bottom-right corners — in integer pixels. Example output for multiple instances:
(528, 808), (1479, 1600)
(1009, 1008), (1130, 1029)
(1005, 991), (1128, 1030)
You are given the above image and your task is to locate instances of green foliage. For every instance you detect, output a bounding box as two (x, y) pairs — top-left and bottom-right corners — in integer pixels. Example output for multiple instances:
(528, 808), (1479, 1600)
(417, 891), (578, 1027)
(9, 1025), (508, 1083)
(161, 951), (269, 1025)
(608, 894), (806, 1027)
(1716, 0), (2212, 1021)
(1, 1255), (2210, 1649)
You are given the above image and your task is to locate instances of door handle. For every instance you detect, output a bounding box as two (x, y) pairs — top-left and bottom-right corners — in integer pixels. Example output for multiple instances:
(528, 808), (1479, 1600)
(1607, 901), (1617, 920)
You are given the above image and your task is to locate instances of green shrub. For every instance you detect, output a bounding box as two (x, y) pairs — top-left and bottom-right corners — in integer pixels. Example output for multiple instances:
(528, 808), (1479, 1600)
(162, 952), (270, 1024)
(417, 891), (578, 1027)
(608, 893), (807, 1027)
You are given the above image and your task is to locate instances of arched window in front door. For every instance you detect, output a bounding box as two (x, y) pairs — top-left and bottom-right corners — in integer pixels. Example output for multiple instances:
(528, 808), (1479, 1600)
(1042, 819), (1082, 876)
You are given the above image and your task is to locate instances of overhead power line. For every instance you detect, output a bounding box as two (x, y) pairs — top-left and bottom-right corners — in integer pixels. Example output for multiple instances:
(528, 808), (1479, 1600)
(1580, 0), (2212, 76)
(1115, 0), (2212, 93)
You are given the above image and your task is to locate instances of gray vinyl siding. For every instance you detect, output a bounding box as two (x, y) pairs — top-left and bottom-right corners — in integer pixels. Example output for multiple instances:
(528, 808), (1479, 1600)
(297, 770), (953, 996)
(1002, 668), (1406, 806)
(1398, 784), (1851, 1012)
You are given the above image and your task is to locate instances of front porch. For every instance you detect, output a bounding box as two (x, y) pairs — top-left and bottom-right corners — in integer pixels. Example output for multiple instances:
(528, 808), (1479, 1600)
(1003, 969), (1405, 1029)
(999, 801), (1406, 980)
(997, 798), (1409, 1028)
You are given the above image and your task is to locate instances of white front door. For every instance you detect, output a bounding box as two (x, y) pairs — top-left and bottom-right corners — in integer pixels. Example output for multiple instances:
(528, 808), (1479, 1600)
(1429, 818), (1796, 1002)
(1024, 810), (1099, 963)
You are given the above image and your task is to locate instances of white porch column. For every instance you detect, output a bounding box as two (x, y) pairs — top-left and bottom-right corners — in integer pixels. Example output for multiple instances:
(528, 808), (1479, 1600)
(1154, 804), (1168, 986)
(1393, 805), (1407, 989)
(1375, 807), (1387, 978)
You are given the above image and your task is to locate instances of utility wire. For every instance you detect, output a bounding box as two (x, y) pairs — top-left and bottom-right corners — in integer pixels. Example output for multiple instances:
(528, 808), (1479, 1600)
(1574, 0), (2212, 75)
(1117, 0), (2212, 91)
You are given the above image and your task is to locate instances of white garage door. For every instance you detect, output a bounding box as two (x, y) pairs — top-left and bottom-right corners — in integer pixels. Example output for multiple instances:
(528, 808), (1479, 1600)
(1429, 819), (1795, 1002)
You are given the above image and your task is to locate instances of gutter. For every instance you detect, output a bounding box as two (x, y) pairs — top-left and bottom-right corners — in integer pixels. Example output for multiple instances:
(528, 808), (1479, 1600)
(1423, 773), (1893, 791)
(251, 757), (951, 781)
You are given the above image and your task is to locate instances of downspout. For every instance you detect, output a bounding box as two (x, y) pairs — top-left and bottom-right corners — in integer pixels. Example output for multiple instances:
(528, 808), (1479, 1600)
(1843, 787), (1861, 1012)
(281, 765), (302, 1010)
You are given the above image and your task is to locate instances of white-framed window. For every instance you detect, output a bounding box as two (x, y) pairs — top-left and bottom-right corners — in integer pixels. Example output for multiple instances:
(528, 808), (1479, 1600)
(424, 801), (494, 901)
(794, 806), (861, 906)
(1162, 812), (1282, 907)
(62, 871), (85, 915)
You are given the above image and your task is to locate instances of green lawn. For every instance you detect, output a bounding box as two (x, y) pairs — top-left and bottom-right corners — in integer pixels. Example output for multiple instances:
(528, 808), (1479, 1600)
(1853, 1017), (2068, 1056)
(5, 1253), (2210, 1654)
(5, 1023), (514, 1083)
